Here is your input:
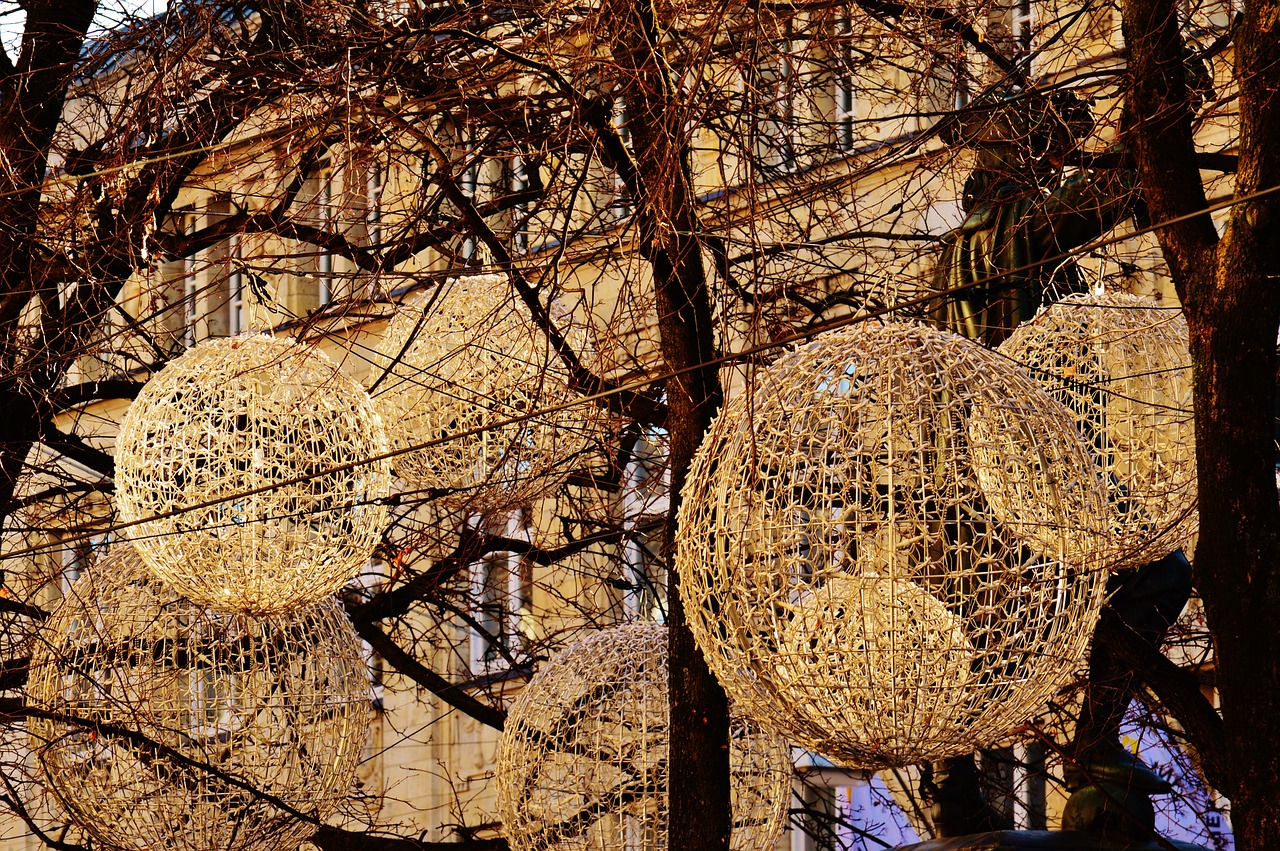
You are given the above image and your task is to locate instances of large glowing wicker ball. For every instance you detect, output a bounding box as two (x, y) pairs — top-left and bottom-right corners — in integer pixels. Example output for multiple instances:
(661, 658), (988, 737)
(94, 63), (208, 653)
(114, 334), (392, 614)
(371, 274), (596, 511)
(675, 322), (1112, 768)
(496, 623), (791, 851)
(26, 550), (370, 851)
(999, 291), (1196, 566)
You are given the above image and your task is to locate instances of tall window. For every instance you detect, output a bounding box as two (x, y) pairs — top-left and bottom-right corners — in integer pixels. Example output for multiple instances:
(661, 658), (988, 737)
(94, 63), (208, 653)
(159, 206), (198, 350)
(349, 560), (387, 709)
(366, 160), (385, 249)
(621, 428), (670, 622)
(610, 97), (634, 222)
(304, 162), (336, 306)
(833, 18), (857, 153)
(509, 155), (532, 253)
(185, 653), (236, 741)
(469, 513), (532, 674)
(460, 147), (481, 263)
(227, 234), (248, 335)
(753, 38), (799, 174)
(60, 533), (109, 598)
(1010, 742), (1048, 829)
(1011, 0), (1034, 62)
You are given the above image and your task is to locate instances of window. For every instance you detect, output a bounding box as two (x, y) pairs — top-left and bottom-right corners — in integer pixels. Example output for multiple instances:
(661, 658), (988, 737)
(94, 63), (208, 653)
(349, 560), (388, 709)
(610, 97), (634, 222)
(753, 39), (799, 174)
(833, 18), (857, 153)
(469, 513), (532, 673)
(227, 234), (248, 335)
(1010, 742), (1048, 829)
(366, 159), (385, 249)
(304, 162), (336, 306)
(790, 755), (920, 851)
(1011, 0), (1034, 62)
(621, 428), (670, 622)
(158, 206), (198, 350)
(460, 146), (481, 263)
(185, 655), (237, 742)
(60, 533), (109, 598)
(509, 155), (532, 253)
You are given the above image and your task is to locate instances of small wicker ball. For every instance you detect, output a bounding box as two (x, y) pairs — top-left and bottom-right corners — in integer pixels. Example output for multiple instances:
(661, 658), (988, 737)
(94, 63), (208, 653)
(371, 274), (596, 511)
(26, 550), (370, 851)
(675, 321), (1111, 768)
(495, 623), (791, 851)
(999, 291), (1196, 566)
(114, 334), (392, 614)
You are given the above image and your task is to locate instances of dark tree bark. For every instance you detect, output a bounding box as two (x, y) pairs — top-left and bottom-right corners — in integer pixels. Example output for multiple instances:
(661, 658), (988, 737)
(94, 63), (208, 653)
(606, 1), (732, 849)
(311, 826), (508, 851)
(1122, 0), (1280, 842)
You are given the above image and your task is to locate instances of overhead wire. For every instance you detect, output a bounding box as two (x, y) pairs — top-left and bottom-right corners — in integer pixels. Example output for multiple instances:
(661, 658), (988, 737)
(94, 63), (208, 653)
(6, 176), (1273, 565)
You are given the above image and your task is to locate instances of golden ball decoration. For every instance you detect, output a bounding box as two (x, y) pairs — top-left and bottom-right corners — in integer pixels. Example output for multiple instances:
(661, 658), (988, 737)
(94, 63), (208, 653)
(495, 623), (791, 851)
(776, 574), (976, 756)
(675, 321), (1111, 768)
(999, 291), (1196, 566)
(370, 274), (597, 511)
(114, 333), (392, 614)
(26, 550), (371, 851)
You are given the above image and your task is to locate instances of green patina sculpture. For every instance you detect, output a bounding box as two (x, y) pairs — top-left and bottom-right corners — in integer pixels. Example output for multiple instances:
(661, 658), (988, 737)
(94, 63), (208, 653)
(932, 90), (1136, 347)
(927, 89), (1194, 841)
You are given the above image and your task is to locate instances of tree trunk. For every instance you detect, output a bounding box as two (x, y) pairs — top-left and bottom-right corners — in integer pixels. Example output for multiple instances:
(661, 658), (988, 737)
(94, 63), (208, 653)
(605, 1), (732, 848)
(1123, 0), (1280, 842)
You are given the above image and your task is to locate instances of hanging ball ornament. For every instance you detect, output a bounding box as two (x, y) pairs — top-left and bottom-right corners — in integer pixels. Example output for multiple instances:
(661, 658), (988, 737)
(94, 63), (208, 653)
(371, 274), (598, 511)
(999, 291), (1197, 566)
(496, 623), (791, 851)
(114, 334), (392, 614)
(676, 321), (1112, 768)
(27, 549), (371, 851)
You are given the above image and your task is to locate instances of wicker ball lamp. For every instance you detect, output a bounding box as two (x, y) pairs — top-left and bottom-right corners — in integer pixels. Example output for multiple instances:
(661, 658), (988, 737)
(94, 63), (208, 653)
(114, 334), (392, 614)
(27, 550), (371, 851)
(999, 291), (1196, 566)
(496, 623), (791, 851)
(675, 322), (1112, 768)
(371, 274), (595, 511)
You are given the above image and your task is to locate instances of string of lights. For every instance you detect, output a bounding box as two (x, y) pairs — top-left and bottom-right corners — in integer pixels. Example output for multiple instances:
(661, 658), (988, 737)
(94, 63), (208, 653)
(7, 179), (1271, 568)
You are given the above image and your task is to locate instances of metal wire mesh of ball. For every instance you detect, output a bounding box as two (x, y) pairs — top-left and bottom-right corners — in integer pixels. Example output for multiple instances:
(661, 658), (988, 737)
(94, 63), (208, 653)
(113, 333), (392, 614)
(675, 321), (1112, 768)
(999, 291), (1196, 567)
(26, 550), (372, 851)
(369, 274), (601, 512)
(495, 622), (792, 851)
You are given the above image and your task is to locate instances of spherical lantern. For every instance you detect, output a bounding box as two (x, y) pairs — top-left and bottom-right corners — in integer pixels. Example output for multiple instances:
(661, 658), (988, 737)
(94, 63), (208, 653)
(999, 291), (1196, 566)
(114, 333), (392, 614)
(370, 274), (597, 512)
(495, 623), (791, 851)
(27, 550), (371, 851)
(675, 321), (1111, 768)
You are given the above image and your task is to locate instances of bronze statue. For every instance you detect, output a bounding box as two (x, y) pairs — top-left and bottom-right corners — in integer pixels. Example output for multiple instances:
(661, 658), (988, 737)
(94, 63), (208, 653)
(927, 89), (1193, 838)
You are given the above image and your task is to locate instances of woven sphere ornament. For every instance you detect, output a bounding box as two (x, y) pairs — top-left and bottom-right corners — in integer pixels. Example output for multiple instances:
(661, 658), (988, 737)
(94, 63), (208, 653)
(495, 623), (791, 851)
(26, 550), (370, 851)
(676, 321), (1112, 768)
(114, 334), (392, 613)
(371, 274), (596, 511)
(999, 291), (1196, 566)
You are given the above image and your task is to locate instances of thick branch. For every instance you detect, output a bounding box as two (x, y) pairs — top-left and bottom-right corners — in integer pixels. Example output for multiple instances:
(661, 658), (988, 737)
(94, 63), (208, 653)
(1121, 0), (1218, 292)
(347, 617), (507, 731)
(311, 827), (508, 851)
(39, 423), (115, 478)
(1093, 605), (1227, 790)
(51, 379), (144, 412)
